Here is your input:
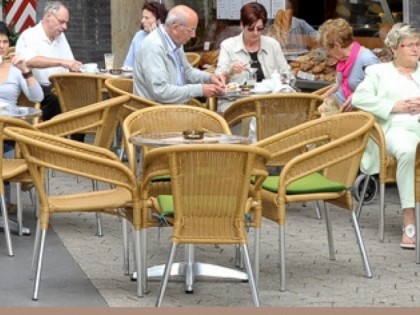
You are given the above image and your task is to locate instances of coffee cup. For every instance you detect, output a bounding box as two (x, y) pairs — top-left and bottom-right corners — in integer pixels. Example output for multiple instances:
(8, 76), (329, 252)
(81, 63), (98, 73)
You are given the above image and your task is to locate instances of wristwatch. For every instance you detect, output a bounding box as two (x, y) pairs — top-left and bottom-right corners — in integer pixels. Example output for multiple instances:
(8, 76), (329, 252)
(22, 70), (33, 79)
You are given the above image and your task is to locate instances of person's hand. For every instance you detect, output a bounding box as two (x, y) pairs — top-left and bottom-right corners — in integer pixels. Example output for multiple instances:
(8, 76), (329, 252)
(62, 59), (83, 72)
(342, 98), (353, 112)
(228, 61), (248, 76)
(10, 53), (30, 73)
(202, 83), (225, 98)
(210, 73), (226, 87)
(393, 97), (420, 114)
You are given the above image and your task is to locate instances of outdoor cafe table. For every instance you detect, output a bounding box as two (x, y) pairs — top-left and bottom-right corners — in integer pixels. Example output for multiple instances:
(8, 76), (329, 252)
(0, 106), (42, 236)
(128, 131), (251, 293)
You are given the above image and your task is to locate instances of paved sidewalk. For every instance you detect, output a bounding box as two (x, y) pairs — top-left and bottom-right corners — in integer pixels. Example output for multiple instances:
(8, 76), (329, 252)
(44, 172), (420, 307)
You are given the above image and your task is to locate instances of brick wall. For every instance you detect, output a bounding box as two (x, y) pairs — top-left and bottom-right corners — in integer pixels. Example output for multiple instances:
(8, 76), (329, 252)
(36, 0), (111, 66)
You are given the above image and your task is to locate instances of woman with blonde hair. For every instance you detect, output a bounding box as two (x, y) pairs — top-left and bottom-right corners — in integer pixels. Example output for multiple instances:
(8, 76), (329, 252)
(353, 23), (420, 249)
(318, 18), (379, 115)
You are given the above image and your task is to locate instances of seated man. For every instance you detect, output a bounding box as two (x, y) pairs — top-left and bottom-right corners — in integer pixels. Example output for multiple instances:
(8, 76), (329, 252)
(133, 5), (225, 104)
(16, 0), (82, 121)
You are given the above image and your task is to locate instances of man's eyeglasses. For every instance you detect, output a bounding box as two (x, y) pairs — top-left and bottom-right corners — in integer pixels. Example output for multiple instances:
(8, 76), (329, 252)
(51, 12), (68, 25)
(400, 42), (420, 50)
(247, 26), (265, 33)
(181, 25), (197, 34)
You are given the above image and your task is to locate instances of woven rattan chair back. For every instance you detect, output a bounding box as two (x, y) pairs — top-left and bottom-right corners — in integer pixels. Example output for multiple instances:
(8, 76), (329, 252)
(254, 112), (375, 291)
(37, 95), (128, 150)
(4, 126), (144, 300)
(104, 77), (161, 122)
(49, 73), (106, 113)
(142, 144), (270, 306)
(185, 52), (201, 67)
(224, 93), (323, 141)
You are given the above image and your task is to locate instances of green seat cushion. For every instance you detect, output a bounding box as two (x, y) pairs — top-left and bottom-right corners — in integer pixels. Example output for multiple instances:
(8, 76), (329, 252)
(152, 175), (171, 182)
(262, 173), (347, 195)
(156, 195), (174, 216)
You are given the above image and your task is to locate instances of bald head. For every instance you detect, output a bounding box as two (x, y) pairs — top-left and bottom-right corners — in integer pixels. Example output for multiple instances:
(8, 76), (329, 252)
(164, 5), (198, 47)
(165, 5), (198, 27)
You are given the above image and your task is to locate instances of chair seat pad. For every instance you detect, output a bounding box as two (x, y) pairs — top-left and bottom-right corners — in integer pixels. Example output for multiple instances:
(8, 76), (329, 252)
(157, 195), (174, 216)
(262, 173), (347, 194)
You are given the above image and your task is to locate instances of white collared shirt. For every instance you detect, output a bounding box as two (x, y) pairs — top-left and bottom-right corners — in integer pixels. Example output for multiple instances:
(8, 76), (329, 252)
(16, 22), (74, 85)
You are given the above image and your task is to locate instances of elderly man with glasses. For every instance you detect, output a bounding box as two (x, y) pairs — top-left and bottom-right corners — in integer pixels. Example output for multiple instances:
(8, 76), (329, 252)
(134, 5), (226, 104)
(16, 0), (82, 121)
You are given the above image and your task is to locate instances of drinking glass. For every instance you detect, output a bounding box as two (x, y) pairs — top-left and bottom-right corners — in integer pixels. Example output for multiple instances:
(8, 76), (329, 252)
(104, 53), (114, 70)
(247, 68), (257, 86)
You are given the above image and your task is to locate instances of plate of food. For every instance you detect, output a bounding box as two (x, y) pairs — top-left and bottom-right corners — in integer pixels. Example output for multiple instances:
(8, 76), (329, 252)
(224, 82), (240, 94)
(251, 87), (272, 94)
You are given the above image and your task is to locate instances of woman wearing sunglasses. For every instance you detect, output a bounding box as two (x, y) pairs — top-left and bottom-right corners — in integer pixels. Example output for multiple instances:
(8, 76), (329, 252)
(215, 2), (289, 113)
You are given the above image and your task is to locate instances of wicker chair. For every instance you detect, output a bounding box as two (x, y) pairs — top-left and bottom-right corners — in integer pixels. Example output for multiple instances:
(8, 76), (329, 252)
(3, 96), (128, 237)
(4, 127), (143, 300)
(140, 144), (270, 306)
(185, 52), (201, 67)
(0, 117), (38, 255)
(49, 73), (106, 113)
(254, 112), (375, 291)
(123, 105), (232, 292)
(223, 93), (323, 141)
(311, 84), (334, 96)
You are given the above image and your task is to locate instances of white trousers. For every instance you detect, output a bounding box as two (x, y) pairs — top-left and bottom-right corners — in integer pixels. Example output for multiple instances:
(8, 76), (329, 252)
(386, 120), (420, 209)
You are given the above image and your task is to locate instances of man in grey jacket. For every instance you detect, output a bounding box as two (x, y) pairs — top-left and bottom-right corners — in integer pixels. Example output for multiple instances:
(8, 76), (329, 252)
(133, 5), (225, 104)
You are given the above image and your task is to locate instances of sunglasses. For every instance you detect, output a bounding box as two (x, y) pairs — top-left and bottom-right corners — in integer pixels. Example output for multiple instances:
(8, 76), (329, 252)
(247, 26), (265, 32)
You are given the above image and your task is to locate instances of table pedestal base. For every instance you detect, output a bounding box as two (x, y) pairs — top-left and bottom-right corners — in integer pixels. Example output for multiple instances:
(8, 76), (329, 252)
(132, 245), (248, 293)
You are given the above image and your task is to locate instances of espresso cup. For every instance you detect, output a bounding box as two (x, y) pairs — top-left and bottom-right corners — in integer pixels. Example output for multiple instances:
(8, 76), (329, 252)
(81, 63), (98, 73)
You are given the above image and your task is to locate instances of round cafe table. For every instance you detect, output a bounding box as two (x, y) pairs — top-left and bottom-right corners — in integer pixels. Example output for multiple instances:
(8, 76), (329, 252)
(128, 131), (251, 293)
(128, 131), (250, 147)
(0, 106), (42, 121)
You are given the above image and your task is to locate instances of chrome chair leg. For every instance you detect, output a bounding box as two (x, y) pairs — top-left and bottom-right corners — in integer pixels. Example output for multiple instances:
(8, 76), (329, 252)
(242, 244), (260, 307)
(156, 243), (178, 307)
(279, 225), (286, 292)
(133, 229), (143, 297)
(253, 228), (261, 286)
(355, 175), (371, 220)
(379, 183), (385, 242)
(0, 194), (13, 256)
(95, 213), (103, 237)
(323, 202), (336, 260)
(314, 201), (322, 220)
(141, 228), (148, 294)
(121, 218), (130, 275)
(350, 210), (372, 278)
(31, 220), (41, 279)
(32, 228), (47, 300)
(234, 244), (244, 269)
(185, 244), (195, 293)
(16, 182), (23, 236)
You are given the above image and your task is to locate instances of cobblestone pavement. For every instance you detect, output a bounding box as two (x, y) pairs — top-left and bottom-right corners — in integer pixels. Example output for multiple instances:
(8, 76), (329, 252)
(40, 171), (420, 307)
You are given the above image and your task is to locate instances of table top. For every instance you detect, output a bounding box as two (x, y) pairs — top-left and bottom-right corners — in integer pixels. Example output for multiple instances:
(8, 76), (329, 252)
(129, 132), (251, 147)
(0, 106), (42, 120)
